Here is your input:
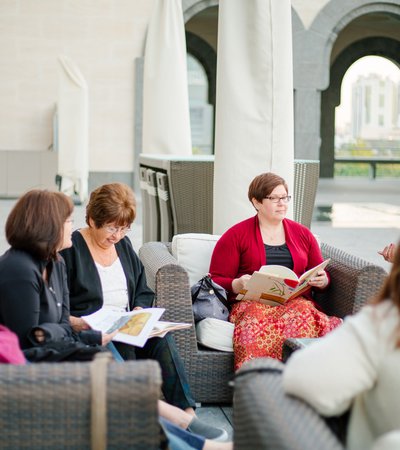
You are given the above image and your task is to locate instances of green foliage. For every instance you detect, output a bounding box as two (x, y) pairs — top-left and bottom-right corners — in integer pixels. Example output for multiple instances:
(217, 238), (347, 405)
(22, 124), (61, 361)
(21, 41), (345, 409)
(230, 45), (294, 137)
(335, 139), (400, 177)
(336, 139), (374, 157)
(334, 163), (400, 178)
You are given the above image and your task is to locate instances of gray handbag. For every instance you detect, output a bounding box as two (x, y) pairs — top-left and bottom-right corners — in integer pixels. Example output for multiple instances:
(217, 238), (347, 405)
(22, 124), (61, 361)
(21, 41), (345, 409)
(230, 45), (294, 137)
(191, 275), (229, 322)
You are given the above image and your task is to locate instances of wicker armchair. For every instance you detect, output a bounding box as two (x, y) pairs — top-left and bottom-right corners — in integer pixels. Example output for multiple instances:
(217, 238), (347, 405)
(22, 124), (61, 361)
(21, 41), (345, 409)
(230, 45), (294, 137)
(233, 358), (346, 450)
(139, 239), (387, 404)
(0, 359), (161, 450)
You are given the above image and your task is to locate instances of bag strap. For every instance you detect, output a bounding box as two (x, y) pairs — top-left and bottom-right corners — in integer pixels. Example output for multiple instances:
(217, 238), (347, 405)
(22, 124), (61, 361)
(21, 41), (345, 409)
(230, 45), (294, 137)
(203, 275), (229, 308)
(191, 275), (213, 303)
(191, 278), (205, 303)
(90, 352), (113, 450)
(191, 275), (229, 308)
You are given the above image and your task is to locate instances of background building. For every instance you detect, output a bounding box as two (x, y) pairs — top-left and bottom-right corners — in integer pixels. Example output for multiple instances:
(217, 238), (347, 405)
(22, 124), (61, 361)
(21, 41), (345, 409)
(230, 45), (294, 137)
(1, 0), (400, 196)
(352, 74), (399, 141)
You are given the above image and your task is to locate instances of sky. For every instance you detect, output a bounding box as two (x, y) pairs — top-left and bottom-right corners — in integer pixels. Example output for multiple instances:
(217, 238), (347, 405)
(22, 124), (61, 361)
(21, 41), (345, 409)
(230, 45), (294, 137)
(335, 56), (400, 128)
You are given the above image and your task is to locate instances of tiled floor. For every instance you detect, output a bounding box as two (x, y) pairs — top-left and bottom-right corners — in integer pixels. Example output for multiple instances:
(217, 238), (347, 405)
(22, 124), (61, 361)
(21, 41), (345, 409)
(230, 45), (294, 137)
(311, 178), (400, 273)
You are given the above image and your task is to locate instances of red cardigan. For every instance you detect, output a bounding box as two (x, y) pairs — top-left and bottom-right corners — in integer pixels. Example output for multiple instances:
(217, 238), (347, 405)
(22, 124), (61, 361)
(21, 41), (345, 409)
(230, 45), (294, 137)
(209, 215), (328, 301)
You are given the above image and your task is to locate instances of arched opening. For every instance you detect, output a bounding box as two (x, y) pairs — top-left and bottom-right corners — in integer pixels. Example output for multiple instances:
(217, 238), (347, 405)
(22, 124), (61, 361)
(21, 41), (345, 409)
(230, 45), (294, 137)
(334, 56), (400, 177)
(187, 53), (213, 154)
(185, 7), (218, 154)
(320, 35), (400, 178)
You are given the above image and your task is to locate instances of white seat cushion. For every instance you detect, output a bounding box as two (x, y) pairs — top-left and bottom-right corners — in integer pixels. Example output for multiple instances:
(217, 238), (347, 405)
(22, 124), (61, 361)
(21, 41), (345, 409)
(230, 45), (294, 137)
(171, 233), (220, 286)
(196, 318), (234, 352)
(171, 232), (320, 288)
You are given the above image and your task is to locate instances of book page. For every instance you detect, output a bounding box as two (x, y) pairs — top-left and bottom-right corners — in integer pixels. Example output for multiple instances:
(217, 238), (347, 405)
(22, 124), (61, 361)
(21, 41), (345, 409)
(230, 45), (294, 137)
(290, 259), (331, 299)
(236, 259), (331, 304)
(258, 265), (298, 281)
(82, 307), (165, 347)
(149, 321), (191, 338)
(236, 271), (295, 303)
(298, 259), (330, 284)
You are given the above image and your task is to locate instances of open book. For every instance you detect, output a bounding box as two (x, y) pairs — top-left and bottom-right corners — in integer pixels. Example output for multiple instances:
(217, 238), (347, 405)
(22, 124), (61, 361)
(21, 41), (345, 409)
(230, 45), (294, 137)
(82, 308), (191, 347)
(236, 259), (330, 306)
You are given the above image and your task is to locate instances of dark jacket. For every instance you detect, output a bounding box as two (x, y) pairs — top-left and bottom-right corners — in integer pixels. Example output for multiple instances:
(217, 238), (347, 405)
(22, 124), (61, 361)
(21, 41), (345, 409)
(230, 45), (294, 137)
(0, 248), (100, 349)
(60, 230), (154, 317)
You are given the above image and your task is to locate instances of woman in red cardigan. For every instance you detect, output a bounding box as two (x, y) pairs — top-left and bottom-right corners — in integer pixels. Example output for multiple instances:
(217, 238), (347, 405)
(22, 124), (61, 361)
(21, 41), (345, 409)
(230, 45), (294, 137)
(209, 172), (342, 370)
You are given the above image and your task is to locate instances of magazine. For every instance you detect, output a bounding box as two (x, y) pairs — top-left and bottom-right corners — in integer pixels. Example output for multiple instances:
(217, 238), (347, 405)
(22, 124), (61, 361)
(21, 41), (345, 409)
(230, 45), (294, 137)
(236, 259), (330, 306)
(82, 307), (165, 347)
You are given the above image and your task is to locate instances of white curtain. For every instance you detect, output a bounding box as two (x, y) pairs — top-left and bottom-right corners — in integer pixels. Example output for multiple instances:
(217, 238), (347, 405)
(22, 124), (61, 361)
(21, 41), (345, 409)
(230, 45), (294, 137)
(142, 0), (192, 155)
(213, 0), (294, 234)
(57, 55), (89, 203)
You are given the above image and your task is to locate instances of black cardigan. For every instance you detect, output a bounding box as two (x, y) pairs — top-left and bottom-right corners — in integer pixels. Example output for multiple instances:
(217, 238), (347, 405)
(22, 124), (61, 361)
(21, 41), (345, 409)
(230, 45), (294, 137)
(60, 230), (154, 317)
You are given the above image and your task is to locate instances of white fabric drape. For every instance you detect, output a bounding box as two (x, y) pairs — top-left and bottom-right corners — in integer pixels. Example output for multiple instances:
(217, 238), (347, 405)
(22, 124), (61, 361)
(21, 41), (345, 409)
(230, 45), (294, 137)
(142, 0), (192, 155)
(213, 0), (294, 234)
(57, 55), (89, 203)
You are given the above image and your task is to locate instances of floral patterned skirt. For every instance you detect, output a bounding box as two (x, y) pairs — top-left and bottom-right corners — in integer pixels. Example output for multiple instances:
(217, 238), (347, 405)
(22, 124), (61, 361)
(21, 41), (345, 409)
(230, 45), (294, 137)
(229, 298), (342, 371)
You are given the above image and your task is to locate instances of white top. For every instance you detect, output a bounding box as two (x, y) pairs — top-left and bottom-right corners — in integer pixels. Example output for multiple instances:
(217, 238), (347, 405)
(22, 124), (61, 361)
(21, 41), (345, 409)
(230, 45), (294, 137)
(95, 258), (129, 312)
(283, 301), (400, 450)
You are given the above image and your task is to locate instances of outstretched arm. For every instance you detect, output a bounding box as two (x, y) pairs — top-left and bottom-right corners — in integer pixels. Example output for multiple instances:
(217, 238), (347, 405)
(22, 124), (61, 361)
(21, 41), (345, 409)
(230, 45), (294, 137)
(378, 243), (396, 263)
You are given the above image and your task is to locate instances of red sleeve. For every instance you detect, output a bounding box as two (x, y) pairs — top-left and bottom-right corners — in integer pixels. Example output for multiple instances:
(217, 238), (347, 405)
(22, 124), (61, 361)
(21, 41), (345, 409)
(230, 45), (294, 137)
(209, 217), (263, 300)
(209, 227), (241, 295)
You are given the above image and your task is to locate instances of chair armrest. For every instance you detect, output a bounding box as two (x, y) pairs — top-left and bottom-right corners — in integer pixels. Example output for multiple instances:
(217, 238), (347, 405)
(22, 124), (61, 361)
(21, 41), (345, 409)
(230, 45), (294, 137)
(233, 358), (344, 450)
(139, 242), (234, 405)
(139, 241), (198, 351)
(0, 360), (161, 449)
(139, 241), (195, 324)
(139, 241), (177, 292)
(317, 243), (388, 317)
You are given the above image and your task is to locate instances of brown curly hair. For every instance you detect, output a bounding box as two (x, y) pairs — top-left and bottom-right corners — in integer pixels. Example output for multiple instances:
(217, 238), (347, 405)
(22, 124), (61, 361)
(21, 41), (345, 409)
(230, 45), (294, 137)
(86, 183), (136, 228)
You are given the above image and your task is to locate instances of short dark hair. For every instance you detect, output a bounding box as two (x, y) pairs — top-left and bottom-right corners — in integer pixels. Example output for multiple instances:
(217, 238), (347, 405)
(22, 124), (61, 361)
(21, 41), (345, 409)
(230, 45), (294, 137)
(86, 183), (136, 228)
(6, 190), (74, 260)
(248, 172), (288, 203)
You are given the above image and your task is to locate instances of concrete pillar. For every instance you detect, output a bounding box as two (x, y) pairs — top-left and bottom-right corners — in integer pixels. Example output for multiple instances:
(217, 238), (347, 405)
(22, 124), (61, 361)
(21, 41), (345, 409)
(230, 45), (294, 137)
(320, 88), (338, 178)
(294, 88), (322, 161)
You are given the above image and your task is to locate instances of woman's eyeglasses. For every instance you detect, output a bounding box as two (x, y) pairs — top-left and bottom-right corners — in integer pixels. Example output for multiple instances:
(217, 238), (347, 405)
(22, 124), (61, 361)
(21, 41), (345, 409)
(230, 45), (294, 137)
(264, 196), (291, 203)
(104, 226), (131, 235)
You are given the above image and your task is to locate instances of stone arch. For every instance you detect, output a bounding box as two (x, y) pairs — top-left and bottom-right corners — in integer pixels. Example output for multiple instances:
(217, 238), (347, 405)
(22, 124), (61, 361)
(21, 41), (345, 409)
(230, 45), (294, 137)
(299, 0), (400, 90)
(293, 0), (400, 162)
(291, 6), (305, 85)
(182, 0), (218, 22)
(186, 31), (217, 107)
(182, 1), (218, 153)
(186, 31), (217, 151)
(320, 37), (400, 177)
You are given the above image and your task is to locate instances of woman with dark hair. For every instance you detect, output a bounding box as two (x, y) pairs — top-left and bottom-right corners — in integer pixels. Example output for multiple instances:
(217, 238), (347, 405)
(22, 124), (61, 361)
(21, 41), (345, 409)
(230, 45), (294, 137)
(209, 172), (342, 370)
(60, 182), (228, 442)
(283, 242), (400, 450)
(0, 190), (109, 350)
